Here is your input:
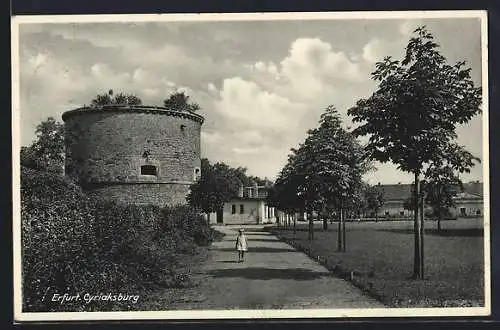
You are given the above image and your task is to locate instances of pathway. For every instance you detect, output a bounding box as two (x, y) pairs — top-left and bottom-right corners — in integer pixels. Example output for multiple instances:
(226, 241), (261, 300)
(165, 225), (384, 309)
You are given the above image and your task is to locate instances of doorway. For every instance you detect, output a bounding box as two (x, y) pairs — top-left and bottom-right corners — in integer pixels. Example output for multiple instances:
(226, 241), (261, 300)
(216, 209), (224, 224)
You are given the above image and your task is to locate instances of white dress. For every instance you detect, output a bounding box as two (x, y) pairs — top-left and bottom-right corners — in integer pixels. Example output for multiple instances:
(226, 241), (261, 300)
(236, 235), (248, 251)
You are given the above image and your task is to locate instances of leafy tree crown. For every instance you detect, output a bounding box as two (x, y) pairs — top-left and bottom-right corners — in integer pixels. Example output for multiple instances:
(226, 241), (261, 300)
(347, 26), (481, 175)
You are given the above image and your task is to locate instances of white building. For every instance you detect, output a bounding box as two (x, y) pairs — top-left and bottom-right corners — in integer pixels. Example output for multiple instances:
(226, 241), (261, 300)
(377, 181), (484, 219)
(210, 183), (277, 225)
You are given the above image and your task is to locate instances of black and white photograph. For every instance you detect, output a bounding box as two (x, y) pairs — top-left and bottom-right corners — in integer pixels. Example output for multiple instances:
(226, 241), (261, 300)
(11, 11), (490, 321)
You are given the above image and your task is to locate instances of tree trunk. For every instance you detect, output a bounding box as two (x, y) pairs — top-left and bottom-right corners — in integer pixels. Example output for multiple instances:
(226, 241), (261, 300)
(207, 212), (211, 224)
(293, 213), (297, 235)
(412, 172), (423, 279)
(308, 210), (314, 241)
(322, 205), (328, 231)
(437, 189), (442, 232)
(338, 206), (343, 252)
(342, 209), (346, 252)
(375, 209), (378, 222)
(419, 191), (425, 279)
(437, 211), (442, 232)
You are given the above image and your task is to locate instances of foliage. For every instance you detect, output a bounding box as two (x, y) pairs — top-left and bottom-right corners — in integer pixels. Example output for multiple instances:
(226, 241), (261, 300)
(422, 165), (462, 225)
(21, 166), (219, 312)
(348, 26), (481, 176)
(187, 158), (257, 215)
(403, 196), (416, 211)
(364, 184), (385, 217)
(21, 166), (102, 312)
(21, 117), (65, 174)
(163, 91), (201, 112)
(160, 204), (220, 247)
(90, 89), (142, 107)
(273, 105), (369, 214)
(347, 26), (482, 277)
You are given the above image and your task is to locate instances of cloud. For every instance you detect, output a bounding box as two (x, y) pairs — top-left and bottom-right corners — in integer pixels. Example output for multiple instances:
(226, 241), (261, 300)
(199, 36), (377, 178)
(362, 19), (426, 64)
(215, 76), (306, 130)
(17, 19), (483, 183)
(207, 82), (218, 93)
(399, 19), (423, 37)
(279, 38), (367, 100)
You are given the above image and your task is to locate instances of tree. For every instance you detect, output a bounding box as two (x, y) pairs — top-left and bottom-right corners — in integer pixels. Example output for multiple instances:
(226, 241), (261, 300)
(90, 90), (142, 106)
(365, 184), (385, 222)
(21, 117), (65, 174)
(112, 92), (142, 105)
(347, 26), (481, 279)
(271, 154), (306, 231)
(403, 196), (416, 218)
(273, 105), (369, 250)
(423, 163), (462, 231)
(187, 158), (249, 223)
(163, 91), (201, 112)
(186, 159), (215, 221)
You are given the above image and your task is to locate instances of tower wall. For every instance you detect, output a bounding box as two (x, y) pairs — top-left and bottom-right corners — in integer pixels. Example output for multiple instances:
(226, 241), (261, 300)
(62, 106), (204, 207)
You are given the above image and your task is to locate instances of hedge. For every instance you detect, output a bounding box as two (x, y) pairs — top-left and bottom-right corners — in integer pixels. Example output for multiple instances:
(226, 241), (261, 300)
(21, 166), (220, 312)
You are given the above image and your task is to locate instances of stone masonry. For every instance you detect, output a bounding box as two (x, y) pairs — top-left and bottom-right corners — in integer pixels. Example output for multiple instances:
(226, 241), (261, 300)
(62, 105), (204, 207)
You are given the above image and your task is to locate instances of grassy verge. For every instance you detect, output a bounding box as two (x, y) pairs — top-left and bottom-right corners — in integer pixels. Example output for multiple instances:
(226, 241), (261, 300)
(267, 222), (484, 308)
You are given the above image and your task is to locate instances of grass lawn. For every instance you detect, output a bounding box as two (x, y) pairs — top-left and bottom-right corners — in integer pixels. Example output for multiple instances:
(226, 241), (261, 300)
(268, 219), (485, 308)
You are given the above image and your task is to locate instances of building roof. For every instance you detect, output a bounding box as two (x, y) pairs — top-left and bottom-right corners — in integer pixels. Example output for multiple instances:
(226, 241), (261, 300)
(462, 181), (483, 197)
(378, 181), (483, 202)
(228, 196), (267, 202)
(378, 184), (412, 201)
(453, 192), (482, 200)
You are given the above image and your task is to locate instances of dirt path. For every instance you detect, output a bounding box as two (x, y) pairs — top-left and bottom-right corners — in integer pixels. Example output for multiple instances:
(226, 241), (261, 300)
(155, 225), (384, 310)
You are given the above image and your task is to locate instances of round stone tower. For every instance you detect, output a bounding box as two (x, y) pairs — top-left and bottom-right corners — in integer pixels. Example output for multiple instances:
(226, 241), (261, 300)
(62, 105), (204, 207)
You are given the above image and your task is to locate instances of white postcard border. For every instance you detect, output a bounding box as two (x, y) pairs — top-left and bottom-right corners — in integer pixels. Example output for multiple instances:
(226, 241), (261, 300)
(11, 10), (491, 322)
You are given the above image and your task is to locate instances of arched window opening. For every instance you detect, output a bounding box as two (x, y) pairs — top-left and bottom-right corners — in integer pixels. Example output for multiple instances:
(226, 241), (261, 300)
(194, 167), (201, 180)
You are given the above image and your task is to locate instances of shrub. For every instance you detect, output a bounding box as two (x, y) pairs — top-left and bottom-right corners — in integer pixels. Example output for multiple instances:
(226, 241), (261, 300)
(21, 166), (220, 312)
(160, 205), (217, 247)
(21, 166), (102, 311)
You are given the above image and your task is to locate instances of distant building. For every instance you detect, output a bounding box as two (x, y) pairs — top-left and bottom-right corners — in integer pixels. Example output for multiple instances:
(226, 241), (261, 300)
(377, 183), (414, 217)
(377, 181), (484, 218)
(450, 181), (484, 217)
(210, 183), (277, 225)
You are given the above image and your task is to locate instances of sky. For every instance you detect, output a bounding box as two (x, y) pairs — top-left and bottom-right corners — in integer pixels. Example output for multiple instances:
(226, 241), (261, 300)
(15, 15), (485, 184)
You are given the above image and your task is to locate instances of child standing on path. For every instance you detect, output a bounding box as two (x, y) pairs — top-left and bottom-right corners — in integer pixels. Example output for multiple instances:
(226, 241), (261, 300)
(235, 228), (248, 262)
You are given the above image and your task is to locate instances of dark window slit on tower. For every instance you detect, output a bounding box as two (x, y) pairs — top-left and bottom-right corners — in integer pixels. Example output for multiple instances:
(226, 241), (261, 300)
(140, 164), (157, 176)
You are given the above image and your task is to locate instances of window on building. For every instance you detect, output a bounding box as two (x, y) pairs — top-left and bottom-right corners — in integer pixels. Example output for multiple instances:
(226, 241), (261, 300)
(194, 167), (201, 181)
(240, 204), (244, 214)
(231, 204), (236, 214)
(460, 207), (467, 216)
(476, 210), (481, 216)
(140, 164), (157, 176)
(400, 211), (405, 216)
